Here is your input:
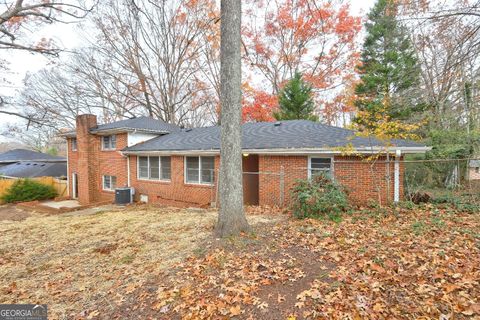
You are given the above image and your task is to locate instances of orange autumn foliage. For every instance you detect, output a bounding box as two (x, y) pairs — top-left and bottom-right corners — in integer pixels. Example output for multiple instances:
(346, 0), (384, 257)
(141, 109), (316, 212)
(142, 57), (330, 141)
(242, 90), (278, 123)
(242, 0), (362, 123)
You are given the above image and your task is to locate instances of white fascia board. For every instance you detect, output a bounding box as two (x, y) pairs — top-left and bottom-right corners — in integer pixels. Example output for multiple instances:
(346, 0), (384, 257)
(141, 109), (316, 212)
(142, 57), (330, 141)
(242, 146), (431, 155)
(91, 128), (169, 135)
(122, 146), (431, 156)
(122, 150), (220, 156)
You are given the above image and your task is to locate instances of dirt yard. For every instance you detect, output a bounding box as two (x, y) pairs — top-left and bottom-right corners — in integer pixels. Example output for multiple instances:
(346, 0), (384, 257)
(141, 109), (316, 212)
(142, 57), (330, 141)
(0, 204), (31, 221)
(0, 204), (479, 319)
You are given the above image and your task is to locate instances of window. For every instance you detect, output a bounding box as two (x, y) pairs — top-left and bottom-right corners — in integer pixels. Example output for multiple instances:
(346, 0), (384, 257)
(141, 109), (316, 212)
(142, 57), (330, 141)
(103, 175), (117, 191)
(71, 138), (77, 151)
(185, 156), (215, 184)
(309, 157), (332, 179)
(138, 156), (171, 181)
(476, 167), (480, 174)
(201, 157), (214, 184)
(161, 157), (171, 180)
(139, 156), (149, 179)
(186, 157), (199, 182)
(149, 157), (159, 179)
(102, 135), (116, 150)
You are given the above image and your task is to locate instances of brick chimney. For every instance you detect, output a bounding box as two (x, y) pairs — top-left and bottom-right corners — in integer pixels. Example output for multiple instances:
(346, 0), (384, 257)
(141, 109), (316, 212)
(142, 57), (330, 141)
(76, 114), (98, 205)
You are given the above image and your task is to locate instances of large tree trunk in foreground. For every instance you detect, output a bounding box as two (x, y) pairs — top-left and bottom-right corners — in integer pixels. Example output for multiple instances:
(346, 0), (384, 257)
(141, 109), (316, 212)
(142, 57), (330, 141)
(215, 0), (250, 237)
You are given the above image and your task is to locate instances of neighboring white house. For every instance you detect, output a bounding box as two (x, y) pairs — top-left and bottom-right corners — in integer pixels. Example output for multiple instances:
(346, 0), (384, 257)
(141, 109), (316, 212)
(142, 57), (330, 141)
(468, 160), (480, 181)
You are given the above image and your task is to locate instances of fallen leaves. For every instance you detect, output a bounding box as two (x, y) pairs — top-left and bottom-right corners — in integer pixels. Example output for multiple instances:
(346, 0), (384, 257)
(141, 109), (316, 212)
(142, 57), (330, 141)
(1, 204), (479, 319)
(463, 303), (480, 316)
(0, 205), (283, 319)
(229, 305), (242, 316)
(144, 205), (479, 319)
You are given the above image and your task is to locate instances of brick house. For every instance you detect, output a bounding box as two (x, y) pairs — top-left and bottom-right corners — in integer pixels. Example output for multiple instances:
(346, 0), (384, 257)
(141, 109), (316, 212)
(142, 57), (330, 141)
(62, 114), (429, 207)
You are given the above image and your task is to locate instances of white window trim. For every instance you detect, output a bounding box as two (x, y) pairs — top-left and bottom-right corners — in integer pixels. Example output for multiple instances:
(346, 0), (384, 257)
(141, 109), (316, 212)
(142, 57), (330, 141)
(101, 135), (117, 151)
(102, 175), (116, 191)
(184, 156), (215, 185)
(308, 156), (334, 180)
(137, 156), (171, 182)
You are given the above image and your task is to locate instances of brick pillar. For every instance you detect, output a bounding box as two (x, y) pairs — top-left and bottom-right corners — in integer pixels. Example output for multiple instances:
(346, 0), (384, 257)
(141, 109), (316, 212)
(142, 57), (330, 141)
(76, 114), (98, 205)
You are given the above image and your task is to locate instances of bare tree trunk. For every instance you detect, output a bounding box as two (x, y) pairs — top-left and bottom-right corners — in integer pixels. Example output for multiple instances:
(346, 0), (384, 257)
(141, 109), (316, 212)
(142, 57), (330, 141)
(215, 0), (249, 237)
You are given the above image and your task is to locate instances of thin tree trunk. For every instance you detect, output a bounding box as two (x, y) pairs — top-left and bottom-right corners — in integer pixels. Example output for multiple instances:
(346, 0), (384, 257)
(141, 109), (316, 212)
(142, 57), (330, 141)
(215, 0), (250, 237)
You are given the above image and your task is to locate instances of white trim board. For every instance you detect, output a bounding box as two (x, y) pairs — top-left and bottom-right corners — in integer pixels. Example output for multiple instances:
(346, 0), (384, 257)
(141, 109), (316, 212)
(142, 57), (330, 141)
(122, 146), (430, 156)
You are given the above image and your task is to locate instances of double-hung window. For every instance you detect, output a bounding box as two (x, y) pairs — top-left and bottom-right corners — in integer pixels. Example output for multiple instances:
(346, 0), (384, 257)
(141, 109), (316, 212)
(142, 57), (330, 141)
(308, 157), (333, 179)
(160, 157), (171, 180)
(185, 156), (214, 184)
(103, 175), (117, 191)
(71, 138), (77, 151)
(138, 156), (171, 181)
(102, 135), (116, 150)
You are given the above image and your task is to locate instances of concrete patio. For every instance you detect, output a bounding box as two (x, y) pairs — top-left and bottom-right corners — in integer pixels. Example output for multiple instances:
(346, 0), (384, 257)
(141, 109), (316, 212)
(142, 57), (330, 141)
(41, 199), (82, 209)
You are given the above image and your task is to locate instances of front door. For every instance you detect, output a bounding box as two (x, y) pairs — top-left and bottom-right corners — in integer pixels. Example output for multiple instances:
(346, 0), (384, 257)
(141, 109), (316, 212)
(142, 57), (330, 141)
(243, 155), (259, 205)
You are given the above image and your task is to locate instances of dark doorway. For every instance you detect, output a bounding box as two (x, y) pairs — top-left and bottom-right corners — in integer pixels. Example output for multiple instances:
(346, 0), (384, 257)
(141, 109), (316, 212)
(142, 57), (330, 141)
(243, 154), (259, 205)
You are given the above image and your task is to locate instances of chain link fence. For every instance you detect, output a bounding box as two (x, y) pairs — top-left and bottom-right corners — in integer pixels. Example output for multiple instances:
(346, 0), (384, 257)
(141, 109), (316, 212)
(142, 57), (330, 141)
(404, 158), (480, 206)
(210, 157), (480, 209)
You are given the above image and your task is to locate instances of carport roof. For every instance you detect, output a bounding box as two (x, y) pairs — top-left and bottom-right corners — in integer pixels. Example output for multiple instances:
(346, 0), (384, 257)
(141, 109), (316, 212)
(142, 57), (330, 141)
(0, 161), (67, 178)
(0, 149), (65, 163)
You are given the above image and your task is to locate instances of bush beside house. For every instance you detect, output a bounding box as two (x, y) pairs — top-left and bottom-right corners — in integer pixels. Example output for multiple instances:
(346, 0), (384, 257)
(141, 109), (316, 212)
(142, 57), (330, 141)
(1, 179), (58, 203)
(290, 175), (350, 221)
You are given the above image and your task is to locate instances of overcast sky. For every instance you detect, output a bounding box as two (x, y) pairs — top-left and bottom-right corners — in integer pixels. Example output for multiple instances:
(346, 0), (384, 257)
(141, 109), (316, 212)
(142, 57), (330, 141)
(0, 0), (376, 142)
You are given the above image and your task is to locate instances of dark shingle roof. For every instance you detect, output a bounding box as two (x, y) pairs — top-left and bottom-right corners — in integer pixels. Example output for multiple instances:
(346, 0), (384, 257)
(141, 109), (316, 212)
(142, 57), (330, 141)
(0, 161), (67, 178)
(0, 149), (65, 163)
(124, 120), (426, 152)
(90, 116), (180, 134)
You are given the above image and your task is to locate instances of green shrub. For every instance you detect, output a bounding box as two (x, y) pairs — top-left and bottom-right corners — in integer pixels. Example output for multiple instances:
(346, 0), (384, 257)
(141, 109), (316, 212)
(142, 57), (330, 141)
(396, 200), (416, 210)
(431, 194), (480, 213)
(432, 194), (459, 205)
(1, 179), (57, 203)
(456, 203), (480, 214)
(290, 174), (350, 221)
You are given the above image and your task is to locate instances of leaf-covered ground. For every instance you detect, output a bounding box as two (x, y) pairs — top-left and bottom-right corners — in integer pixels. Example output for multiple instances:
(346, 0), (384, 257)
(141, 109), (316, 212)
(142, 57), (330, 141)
(1, 204), (479, 319)
(0, 205), (280, 319)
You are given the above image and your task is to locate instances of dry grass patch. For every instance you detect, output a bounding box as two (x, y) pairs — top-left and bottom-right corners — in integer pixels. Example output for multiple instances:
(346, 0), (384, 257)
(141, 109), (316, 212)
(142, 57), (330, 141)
(0, 204), (282, 319)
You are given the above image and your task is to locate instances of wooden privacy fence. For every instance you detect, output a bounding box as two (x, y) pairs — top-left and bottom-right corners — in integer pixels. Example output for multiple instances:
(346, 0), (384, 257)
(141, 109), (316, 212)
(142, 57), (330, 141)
(0, 176), (68, 201)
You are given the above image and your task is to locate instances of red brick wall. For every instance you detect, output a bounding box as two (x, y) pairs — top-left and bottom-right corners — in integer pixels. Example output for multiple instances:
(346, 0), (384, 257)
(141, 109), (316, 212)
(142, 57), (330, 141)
(258, 155), (308, 206)
(68, 114), (128, 205)
(129, 155), (219, 208)
(333, 155), (404, 205)
(257, 155), (404, 207)
(96, 133), (128, 201)
(75, 115), (98, 205)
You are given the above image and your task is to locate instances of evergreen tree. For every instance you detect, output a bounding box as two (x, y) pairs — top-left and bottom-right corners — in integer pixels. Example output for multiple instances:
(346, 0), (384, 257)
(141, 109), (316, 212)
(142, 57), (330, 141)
(353, 0), (422, 136)
(274, 72), (318, 121)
